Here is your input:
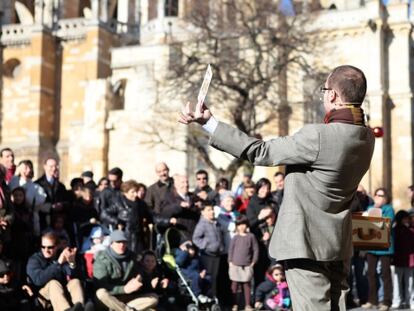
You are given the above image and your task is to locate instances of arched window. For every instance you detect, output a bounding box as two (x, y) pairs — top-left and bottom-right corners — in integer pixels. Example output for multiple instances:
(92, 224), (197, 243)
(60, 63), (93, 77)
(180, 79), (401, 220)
(165, 0), (178, 17)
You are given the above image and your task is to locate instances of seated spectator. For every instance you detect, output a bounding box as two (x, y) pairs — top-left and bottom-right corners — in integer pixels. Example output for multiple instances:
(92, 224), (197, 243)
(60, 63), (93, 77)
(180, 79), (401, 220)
(175, 241), (210, 301)
(83, 226), (108, 279)
(139, 250), (170, 295)
(26, 232), (85, 311)
(93, 230), (158, 311)
(255, 264), (291, 311)
(0, 258), (32, 311)
(192, 205), (224, 298)
(234, 181), (255, 214)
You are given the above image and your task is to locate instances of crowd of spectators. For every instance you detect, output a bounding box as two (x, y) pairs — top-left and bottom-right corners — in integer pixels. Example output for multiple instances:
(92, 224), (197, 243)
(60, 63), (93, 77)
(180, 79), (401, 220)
(0, 146), (413, 311)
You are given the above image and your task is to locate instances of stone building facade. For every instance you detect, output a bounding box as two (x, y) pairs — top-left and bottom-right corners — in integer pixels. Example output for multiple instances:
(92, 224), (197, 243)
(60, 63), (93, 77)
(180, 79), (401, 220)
(0, 0), (413, 208)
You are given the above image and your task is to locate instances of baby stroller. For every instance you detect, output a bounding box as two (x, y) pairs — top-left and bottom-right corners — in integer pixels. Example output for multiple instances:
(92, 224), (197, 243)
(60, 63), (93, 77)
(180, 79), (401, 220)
(157, 226), (221, 311)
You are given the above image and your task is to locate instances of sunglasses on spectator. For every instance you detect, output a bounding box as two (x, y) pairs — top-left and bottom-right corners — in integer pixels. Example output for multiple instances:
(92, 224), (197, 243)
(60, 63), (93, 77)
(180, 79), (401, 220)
(0, 271), (10, 278)
(41, 245), (55, 250)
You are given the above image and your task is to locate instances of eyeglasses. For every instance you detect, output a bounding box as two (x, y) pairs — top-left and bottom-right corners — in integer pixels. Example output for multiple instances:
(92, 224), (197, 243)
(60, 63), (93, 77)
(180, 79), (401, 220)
(320, 86), (332, 93)
(41, 245), (55, 250)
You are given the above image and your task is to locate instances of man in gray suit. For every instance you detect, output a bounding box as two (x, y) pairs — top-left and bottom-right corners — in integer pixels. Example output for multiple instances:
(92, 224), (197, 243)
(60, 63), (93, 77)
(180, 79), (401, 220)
(179, 65), (375, 311)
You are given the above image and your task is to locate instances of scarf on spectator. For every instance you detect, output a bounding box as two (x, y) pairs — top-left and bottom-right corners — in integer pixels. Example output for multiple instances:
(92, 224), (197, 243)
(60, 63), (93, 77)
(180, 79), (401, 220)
(108, 247), (131, 273)
(324, 105), (365, 126)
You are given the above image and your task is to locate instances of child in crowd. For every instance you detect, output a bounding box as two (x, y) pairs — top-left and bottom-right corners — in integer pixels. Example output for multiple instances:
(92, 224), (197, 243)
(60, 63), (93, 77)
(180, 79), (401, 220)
(255, 264), (291, 311)
(0, 259), (32, 311)
(43, 213), (71, 249)
(228, 215), (259, 311)
(192, 204), (224, 298)
(175, 240), (210, 302)
(83, 226), (108, 278)
(393, 210), (414, 309)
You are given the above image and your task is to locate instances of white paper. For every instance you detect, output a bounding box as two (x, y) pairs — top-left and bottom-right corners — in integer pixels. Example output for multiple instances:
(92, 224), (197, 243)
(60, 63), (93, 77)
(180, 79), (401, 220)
(197, 64), (213, 106)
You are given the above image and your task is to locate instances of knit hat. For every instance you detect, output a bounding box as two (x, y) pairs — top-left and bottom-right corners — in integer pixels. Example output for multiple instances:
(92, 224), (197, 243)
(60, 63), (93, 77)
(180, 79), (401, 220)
(220, 190), (234, 202)
(110, 230), (127, 243)
(90, 226), (104, 239)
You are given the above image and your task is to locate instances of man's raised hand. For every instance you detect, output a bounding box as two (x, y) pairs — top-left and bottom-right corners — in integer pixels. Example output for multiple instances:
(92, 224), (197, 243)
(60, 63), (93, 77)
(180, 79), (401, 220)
(178, 101), (212, 125)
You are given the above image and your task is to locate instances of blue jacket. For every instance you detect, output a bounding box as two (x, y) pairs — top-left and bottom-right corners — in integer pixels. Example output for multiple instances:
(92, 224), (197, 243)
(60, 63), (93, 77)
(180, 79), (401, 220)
(175, 248), (203, 275)
(26, 251), (78, 289)
(368, 203), (395, 256)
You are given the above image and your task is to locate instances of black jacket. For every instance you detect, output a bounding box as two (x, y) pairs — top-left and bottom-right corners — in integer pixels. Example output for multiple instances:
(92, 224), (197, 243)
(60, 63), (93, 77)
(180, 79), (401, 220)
(246, 194), (278, 233)
(156, 191), (200, 237)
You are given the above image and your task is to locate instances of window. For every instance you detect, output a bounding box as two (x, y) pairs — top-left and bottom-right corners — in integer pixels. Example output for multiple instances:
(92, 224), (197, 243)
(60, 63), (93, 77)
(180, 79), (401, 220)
(165, 0), (178, 17)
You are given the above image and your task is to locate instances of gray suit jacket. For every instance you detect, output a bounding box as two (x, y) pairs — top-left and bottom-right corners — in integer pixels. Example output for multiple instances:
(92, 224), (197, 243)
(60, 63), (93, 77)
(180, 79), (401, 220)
(210, 121), (375, 261)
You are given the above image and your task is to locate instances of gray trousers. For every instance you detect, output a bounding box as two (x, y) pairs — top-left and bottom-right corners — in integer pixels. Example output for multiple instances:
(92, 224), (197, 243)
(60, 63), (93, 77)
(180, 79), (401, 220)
(284, 259), (349, 311)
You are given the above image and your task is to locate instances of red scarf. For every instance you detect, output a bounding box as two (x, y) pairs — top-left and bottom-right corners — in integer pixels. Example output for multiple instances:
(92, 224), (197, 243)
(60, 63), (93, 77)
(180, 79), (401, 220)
(324, 106), (365, 126)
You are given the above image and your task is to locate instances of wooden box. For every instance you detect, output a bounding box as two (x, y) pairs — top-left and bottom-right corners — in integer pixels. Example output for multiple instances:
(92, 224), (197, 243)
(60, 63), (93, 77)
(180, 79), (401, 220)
(352, 214), (391, 250)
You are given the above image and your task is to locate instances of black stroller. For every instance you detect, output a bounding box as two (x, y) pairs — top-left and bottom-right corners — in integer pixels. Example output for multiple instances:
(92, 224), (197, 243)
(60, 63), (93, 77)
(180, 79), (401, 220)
(156, 226), (221, 311)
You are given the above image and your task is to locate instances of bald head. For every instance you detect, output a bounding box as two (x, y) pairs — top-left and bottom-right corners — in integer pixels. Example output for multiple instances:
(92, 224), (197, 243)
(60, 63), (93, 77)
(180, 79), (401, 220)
(174, 174), (189, 195)
(155, 162), (170, 183)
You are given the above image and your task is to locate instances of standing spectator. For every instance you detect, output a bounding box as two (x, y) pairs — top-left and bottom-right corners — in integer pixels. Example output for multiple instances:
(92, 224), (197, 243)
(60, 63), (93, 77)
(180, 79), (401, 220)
(216, 190), (239, 307)
(234, 180), (255, 214)
(215, 177), (230, 196)
(246, 178), (278, 235)
(26, 232), (85, 311)
(93, 230), (158, 311)
(393, 210), (414, 309)
(10, 159), (47, 236)
(35, 157), (69, 232)
(98, 167), (123, 231)
(193, 170), (219, 205)
(137, 183), (147, 200)
(10, 187), (35, 279)
(347, 184), (371, 308)
(271, 172), (284, 207)
(0, 148), (15, 184)
(157, 175), (199, 238)
(81, 171), (96, 192)
(0, 164), (13, 247)
(192, 205), (224, 298)
(145, 162), (174, 215)
(234, 173), (253, 197)
(362, 188), (395, 311)
(228, 215), (259, 311)
(113, 180), (153, 254)
(96, 177), (109, 194)
(93, 177), (109, 217)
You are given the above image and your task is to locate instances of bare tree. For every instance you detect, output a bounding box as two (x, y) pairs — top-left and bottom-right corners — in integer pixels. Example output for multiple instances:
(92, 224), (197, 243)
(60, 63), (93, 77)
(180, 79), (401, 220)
(146, 0), (322, 183)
